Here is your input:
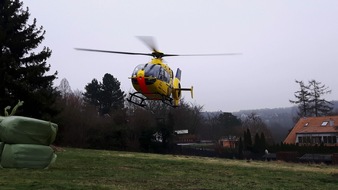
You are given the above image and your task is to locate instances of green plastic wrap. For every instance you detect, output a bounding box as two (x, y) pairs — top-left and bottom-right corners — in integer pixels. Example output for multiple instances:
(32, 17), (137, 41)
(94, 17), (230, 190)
(0, 142), (4, 159)
(0, 116), (5, 124)
(0, 144), (56, 169)
(0, 116), (58, 145)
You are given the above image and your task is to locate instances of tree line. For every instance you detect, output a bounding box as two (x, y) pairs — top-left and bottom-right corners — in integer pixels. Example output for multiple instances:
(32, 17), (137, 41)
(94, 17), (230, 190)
(54, 79), (274, 154)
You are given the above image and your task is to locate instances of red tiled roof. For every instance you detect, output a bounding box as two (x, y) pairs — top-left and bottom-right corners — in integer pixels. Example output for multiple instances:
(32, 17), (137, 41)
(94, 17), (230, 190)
(283, 115), (338, 144)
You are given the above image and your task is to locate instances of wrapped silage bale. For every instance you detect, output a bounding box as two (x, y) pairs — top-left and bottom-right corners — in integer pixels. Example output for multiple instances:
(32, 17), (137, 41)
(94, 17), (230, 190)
(0, 116), (58, 145)
(0, 116), (5, 123)
(0, 142), (4, 158)
(0, 144), (57, 169)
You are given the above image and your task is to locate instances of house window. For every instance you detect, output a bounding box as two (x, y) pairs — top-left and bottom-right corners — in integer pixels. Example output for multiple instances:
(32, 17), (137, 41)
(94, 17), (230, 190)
(321, 121), (329, 126)
(305, 136), (311, 143)
(323, 136), (328, 143)
(312, 137), (321, 144)
(298, 137), (303, 143)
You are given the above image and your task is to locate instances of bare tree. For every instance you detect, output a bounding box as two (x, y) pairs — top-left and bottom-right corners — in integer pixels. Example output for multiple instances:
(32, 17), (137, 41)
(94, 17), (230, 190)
(241, 113), (273, 145)
(308, 79), (333, 116)
(290, 80), (333, 117)
(290, 80), (311, 117)
(58, 78), (73, 97)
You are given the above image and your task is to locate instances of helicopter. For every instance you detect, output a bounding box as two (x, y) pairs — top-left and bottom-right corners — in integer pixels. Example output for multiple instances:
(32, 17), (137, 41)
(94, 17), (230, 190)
(76, 37), (239, 107)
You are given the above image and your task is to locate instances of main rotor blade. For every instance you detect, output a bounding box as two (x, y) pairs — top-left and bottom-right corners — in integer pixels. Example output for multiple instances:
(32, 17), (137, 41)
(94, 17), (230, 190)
(136, 36), (158, 52)
(163, 53), (242, 57)
(75, 48), (241, 58)
(75, 48), (153, 56)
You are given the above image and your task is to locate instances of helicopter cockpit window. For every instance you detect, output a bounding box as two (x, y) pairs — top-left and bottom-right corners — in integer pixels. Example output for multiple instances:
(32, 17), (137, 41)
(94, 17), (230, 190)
(158, 67), (170, 83)
(164, 70), (170, 83)
(143, 64), (171, 83)
(144, 64), (161, 78)
(132, 64), (146, 77)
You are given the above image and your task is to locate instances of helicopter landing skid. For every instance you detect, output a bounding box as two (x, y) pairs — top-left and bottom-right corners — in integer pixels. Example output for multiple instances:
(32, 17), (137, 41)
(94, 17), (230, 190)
(127, 92), (174, 107)
(127, 92), (147, 107)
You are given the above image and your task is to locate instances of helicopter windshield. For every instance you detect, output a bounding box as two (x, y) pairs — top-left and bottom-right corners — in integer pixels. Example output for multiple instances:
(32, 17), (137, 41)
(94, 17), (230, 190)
(131, 64), (170, 83)
(132, 64), (145, 77)
(144, 64), (160, 78)
(144, 64), (170, 83)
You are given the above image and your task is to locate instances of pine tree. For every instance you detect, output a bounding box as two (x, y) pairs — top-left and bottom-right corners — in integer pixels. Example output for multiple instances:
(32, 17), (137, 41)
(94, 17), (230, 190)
(243, 128), (252, 151)
(83, 73), (125, 115)
(0, 0), (58, 118)
(101, 73), (125, 112)
(238, 137), (243, 158)
(260, 132), (266, 150)
(83, 78), (101, 109)
(253, 132), (267, 154)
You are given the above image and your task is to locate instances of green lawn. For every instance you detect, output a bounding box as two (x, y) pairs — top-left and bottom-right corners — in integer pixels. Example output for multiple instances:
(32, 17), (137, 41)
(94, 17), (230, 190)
(1, 148), (338, 190)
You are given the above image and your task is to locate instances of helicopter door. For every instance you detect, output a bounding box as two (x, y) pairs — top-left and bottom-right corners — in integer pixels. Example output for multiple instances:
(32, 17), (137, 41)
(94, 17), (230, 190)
(158, 67), (170, 83)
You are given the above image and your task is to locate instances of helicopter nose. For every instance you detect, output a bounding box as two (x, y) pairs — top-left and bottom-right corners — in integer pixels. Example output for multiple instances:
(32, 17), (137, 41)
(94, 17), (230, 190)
(136, 70), (150, 94)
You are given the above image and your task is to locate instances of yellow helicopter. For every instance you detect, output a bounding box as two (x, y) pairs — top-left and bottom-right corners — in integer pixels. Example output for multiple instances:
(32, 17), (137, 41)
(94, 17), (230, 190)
(76, 37), (238, 107)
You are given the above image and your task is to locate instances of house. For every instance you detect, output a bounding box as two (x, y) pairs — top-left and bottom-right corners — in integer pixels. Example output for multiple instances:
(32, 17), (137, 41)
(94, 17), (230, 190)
(175, 134), (198, 143)
(174, 130), (199, 144)
(219, 136), (238, 148)
(283, 116), (338, 146)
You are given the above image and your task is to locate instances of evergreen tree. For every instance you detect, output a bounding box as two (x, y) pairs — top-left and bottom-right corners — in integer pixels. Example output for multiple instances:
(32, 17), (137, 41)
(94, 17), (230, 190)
(101, 73), (125, 111)
(83, 79), (101, 108)
(238, 137), (243, 158)
(260, 132), (266, 150)
(253, 132), (267, 154)
(253, 133), (260, 153)
(308, 79), (333, 116)
(289, 80), (311, 117)
(0, 0), (58, 118)
(243, 128), (252, 150)
(83, 73), (125, 115)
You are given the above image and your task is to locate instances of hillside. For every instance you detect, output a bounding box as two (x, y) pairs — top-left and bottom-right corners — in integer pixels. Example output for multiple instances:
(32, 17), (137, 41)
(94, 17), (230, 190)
(233, 100), (338, 143)
(203, 101), (338, 143)
(1, 148), (337, 189)
(233, 106), (297, 143)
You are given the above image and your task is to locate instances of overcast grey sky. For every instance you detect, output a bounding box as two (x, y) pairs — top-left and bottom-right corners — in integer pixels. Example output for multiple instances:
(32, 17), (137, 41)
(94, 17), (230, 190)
(24, 0), (338, 112)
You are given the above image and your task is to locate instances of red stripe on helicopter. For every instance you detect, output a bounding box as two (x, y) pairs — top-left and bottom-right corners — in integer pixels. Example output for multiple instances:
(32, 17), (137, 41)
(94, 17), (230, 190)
(137, 76), (150, 94)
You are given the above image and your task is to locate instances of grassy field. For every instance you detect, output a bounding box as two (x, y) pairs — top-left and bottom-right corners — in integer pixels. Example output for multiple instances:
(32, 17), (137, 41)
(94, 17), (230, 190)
(1, 148), (338, 190)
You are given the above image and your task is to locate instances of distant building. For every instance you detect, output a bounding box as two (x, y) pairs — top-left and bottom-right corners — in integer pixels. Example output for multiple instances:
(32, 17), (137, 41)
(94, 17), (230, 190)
(218, 136), (238, 148)
(283, 116), (338, 146)
(174, 130), (198, 144)
(175, 134), (198, 144)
